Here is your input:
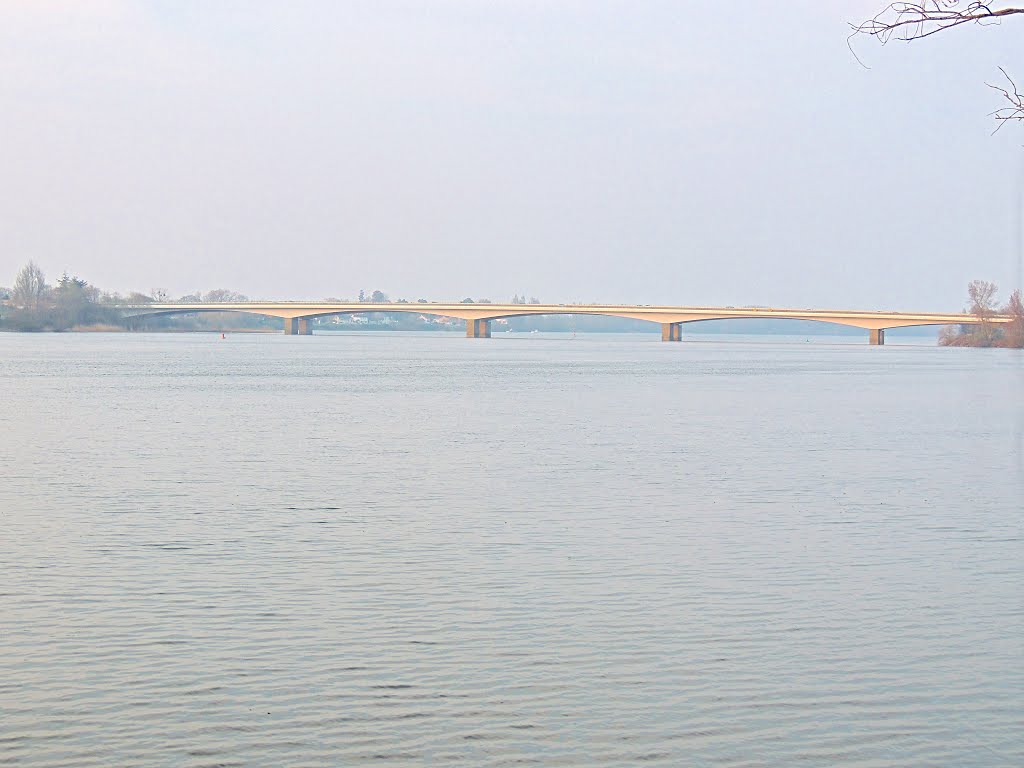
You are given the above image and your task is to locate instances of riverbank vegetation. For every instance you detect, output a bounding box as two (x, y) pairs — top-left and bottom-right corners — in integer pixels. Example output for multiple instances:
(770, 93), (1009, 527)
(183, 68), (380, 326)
(0, 261), (505, 333)
(939, 281), (1024, 348)
(0, 261), (572, 333)
(3, 262), (1021, 343)
(1, 263), (121, 331)
(0, 261), (266, 332)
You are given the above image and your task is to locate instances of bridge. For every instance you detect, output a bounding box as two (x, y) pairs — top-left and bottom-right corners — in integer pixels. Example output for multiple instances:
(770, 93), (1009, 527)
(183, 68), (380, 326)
(120, 302), (1014, 344)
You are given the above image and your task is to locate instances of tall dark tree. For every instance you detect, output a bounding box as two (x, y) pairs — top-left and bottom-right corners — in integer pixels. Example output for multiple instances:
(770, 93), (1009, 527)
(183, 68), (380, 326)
(52, 273), (102, 330)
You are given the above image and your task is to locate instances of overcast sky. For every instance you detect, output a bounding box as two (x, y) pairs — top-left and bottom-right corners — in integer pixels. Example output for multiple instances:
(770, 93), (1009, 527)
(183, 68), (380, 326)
(1, 1), (1022, 309)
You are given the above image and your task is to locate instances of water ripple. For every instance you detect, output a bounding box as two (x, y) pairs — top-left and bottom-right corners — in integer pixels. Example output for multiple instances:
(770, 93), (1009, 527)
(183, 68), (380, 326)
(0, 333), (1021, 767)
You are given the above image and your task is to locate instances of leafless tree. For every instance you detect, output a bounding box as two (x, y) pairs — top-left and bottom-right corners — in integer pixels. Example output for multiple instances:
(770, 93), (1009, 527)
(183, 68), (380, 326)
(968, 279), (1000, 344)
(12, 261), (48, 308)
(851, 3), (1024, 130)
(1003, 287), (1024, 346)
(202, 288), (248, 302)
(941, 279), (1006, 346)
(966, 280), (999, 315)
(968, 278), (1000, 315)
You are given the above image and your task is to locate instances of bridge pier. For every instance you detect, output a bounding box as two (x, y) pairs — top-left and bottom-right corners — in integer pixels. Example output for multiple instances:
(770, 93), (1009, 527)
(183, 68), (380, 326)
(283, 318), (298, 335)
(661, 322), (683, 342)
(297, 318), (312, 335)
(869, 329), (885, 346)
(466, 319), (491, 338)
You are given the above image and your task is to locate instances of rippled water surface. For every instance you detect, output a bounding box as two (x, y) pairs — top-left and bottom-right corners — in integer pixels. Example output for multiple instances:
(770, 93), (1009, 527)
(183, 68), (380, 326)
(1, 332), (1022, 767)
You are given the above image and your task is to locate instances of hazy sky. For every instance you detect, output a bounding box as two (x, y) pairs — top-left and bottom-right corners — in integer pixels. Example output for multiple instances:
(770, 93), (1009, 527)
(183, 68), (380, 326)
(1, 1), (1022, 308)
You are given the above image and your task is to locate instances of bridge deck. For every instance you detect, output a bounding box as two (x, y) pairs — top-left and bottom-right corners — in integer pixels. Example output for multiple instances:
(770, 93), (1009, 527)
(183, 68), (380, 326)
(122, 302), (1010, 331)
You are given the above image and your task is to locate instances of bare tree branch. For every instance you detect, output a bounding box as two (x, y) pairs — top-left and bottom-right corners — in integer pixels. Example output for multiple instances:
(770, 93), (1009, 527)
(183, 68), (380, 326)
(851, 2), (1024, 43)
(850, 3), (1024, 129)
(987, 66), (1024, 131)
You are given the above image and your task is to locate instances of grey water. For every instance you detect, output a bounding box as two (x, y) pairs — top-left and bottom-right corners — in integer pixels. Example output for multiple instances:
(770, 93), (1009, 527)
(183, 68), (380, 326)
(1, 332), (1021, 767)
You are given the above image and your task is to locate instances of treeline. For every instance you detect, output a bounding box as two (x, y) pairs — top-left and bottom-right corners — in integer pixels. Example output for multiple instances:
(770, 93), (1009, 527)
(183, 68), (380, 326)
(0, 261), (552, 332)
(0, 262), (121, 331)
(939, 281), (1023, 349)
(0, 261), (263, 332)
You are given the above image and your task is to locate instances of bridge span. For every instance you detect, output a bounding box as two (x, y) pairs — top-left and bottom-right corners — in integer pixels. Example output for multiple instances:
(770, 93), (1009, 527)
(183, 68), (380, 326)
(122, 302), (1013, 344)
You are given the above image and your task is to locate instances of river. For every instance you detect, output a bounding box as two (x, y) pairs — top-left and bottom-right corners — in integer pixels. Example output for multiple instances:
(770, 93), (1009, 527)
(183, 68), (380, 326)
(1, 331), (1021, 767)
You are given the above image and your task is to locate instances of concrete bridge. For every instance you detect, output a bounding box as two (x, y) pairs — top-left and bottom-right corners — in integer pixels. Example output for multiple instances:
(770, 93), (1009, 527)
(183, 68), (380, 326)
(121, 302), (1014, 344)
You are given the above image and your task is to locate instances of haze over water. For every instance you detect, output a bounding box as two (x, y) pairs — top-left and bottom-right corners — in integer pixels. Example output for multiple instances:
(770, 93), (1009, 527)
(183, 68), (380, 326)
(1, 332), (1021, 767)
